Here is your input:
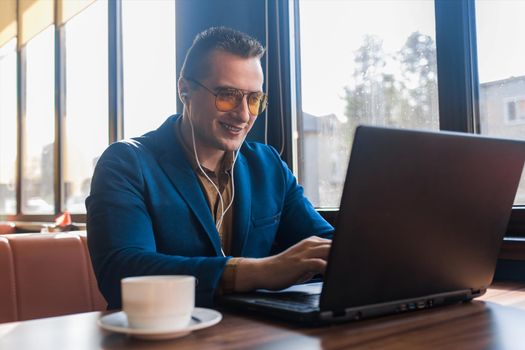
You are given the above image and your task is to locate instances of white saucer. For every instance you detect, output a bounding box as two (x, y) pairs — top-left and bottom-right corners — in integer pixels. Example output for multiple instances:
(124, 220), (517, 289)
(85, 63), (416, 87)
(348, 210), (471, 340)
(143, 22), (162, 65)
(98, 307), (222, 340)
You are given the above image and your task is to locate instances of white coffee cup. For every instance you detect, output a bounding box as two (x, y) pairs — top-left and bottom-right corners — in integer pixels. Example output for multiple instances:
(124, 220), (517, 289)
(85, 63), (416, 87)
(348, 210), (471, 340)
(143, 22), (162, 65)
(121, 275), (195, 329)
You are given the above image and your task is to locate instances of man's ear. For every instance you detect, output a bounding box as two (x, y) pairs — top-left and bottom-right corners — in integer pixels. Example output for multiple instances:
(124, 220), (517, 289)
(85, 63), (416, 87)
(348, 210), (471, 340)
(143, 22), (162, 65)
(178, 78), (190, 103)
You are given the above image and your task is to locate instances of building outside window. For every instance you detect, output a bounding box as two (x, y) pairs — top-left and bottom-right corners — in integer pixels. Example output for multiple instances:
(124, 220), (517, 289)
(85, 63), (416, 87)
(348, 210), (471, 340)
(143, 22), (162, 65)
(504, 96), (525, 124)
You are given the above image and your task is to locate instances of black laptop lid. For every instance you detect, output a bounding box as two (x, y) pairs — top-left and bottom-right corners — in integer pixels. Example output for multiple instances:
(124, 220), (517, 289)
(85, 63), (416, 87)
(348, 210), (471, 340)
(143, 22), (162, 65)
(320, 126), (525, 311)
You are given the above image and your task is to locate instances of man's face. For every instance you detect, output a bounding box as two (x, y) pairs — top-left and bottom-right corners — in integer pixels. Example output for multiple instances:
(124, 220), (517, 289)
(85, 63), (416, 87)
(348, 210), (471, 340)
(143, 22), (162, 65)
(184, 49), (264, 153)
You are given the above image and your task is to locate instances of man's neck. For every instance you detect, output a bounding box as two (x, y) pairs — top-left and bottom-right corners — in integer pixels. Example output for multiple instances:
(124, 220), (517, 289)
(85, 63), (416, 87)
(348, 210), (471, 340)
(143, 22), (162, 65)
(179, 116), (225, 172)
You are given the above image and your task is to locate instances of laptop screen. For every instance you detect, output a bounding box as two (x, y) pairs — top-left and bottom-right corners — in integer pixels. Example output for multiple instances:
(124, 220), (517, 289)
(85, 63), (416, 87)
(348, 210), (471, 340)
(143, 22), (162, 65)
(320, 126), (525, 311)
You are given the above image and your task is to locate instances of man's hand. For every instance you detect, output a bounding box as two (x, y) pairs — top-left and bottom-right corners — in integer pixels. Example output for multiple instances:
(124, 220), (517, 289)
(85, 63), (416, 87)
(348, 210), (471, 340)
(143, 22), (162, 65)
(234, 236), (332, 292)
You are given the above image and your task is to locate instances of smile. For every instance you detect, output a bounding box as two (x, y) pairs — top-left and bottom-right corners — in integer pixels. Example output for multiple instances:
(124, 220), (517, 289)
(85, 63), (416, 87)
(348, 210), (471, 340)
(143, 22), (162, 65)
(219, 122), (243, 133)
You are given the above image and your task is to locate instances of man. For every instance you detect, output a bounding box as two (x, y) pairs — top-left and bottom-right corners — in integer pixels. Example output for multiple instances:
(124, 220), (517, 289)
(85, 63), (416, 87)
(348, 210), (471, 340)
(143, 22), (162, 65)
(87, 27), (333, 309)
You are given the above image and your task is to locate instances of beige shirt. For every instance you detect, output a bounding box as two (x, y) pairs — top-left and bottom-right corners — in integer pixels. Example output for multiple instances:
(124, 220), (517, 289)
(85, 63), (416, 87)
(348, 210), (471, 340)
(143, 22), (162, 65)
(175, 119), (240, 292)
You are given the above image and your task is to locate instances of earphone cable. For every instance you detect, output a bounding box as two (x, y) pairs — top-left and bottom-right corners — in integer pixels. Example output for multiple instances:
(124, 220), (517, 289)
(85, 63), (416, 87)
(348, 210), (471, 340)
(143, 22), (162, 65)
(187, 105), (226, 233)
(185, 102), (244, 256)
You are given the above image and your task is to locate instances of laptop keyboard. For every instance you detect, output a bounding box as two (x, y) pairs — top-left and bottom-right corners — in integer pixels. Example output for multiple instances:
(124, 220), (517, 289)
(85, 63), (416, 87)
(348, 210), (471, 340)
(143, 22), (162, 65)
(251, 292), (321, 311)
(274, 293), (320, 306)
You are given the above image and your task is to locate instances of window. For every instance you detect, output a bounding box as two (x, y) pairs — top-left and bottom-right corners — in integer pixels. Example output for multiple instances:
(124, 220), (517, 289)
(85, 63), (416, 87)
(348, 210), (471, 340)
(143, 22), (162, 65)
(0, 38), (17, 215)
(504, 97), (525, 124)
(122, 0), (176, 138)
(22, 26), (55, 214)
(0, 0), (179, 220)
(63, 1), (108, 213)
(296, 0), (439, 208)
(476, 0), (525, 205)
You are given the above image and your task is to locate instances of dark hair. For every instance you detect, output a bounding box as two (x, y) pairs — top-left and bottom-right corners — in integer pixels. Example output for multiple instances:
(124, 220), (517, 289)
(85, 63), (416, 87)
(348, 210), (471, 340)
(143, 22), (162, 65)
(180, 26), (265, 80)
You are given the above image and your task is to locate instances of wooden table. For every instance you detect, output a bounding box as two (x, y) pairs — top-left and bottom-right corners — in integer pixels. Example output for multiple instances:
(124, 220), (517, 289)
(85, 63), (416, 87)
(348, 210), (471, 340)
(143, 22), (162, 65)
(1, 282), (525, 350)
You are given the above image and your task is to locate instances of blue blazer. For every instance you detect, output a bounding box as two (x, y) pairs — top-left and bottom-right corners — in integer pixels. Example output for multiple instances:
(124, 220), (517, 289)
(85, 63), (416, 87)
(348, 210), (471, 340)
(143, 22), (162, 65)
(86, 115), (333, 308)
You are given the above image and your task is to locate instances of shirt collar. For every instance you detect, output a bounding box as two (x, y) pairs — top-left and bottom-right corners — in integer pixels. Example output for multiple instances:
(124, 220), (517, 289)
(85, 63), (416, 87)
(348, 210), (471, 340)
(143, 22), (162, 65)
(174, 117), (235, 175)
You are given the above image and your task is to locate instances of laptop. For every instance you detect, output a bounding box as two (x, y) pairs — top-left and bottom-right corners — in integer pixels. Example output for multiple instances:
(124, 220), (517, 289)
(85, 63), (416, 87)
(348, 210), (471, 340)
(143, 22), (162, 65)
(219, 125), (525, 324)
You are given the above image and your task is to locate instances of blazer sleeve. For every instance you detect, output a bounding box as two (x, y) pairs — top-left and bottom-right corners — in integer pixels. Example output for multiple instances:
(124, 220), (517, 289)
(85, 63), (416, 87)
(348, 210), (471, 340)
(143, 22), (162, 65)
(268, 146), (335, 253)
(86, 141), (229, 309)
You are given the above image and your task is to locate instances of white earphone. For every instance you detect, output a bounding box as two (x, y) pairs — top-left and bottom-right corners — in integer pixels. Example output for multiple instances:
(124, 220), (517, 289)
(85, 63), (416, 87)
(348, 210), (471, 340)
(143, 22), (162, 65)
(184, 96), (245, 257)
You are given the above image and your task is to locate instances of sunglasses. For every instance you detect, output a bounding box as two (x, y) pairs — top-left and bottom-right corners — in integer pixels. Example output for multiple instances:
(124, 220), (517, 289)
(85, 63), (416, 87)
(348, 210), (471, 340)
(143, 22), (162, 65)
(186, 78), (268, 116)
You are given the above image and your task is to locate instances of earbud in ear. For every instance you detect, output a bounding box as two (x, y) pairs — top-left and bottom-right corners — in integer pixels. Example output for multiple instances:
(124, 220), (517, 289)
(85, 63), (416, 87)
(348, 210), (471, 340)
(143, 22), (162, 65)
(180, 93), (188, 102)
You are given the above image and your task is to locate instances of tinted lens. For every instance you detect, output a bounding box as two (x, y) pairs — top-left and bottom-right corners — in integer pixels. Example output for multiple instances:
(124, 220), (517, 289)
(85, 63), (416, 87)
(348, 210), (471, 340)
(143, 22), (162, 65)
(215, 88), (267, 115)
(216, 89), (243, 112)
(248, 92), (267, 115)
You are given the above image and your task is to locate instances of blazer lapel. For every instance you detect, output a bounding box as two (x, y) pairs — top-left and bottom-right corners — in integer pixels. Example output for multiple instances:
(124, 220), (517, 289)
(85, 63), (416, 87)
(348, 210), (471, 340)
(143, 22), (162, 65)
(153, 116), (223, 256)
(231, 153), (251, 256)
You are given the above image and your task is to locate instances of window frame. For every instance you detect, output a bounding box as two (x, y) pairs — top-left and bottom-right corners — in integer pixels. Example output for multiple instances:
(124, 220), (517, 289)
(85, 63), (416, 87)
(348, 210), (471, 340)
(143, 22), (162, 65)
(5, 0), (119, 223)
(5, 0), (173, 224)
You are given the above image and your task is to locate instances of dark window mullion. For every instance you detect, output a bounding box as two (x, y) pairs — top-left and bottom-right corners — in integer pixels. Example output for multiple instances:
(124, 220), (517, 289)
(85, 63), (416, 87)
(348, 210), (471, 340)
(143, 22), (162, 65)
(266, 0), (294, 169)
(15, 47), (25, 217)
(15, 0), (23, 218)
(54, 8), (66, 215)
(291, 0), (304, 184)
(108, 0), (124, 143)
(434, 0), (480, 133)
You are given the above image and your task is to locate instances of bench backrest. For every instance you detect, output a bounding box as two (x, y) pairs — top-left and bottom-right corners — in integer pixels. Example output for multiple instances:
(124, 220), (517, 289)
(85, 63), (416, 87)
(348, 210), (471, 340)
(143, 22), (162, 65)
(0, 231), (106, 323)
